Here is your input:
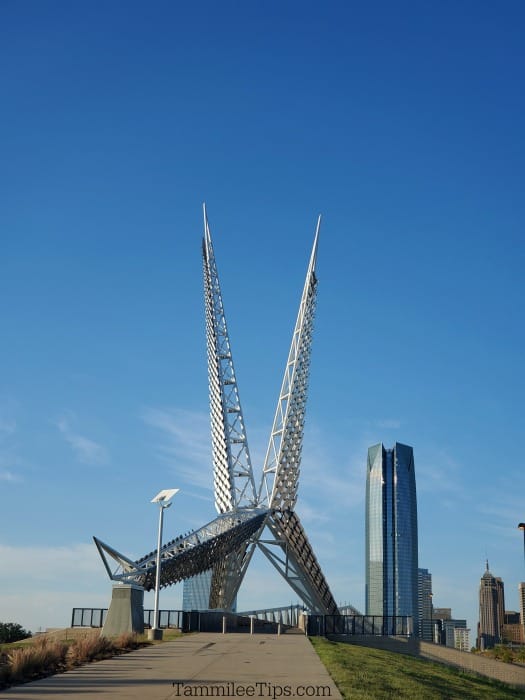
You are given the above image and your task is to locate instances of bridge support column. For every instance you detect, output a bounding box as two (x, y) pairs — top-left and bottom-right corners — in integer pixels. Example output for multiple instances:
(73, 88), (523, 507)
(101, 584), (144, 637)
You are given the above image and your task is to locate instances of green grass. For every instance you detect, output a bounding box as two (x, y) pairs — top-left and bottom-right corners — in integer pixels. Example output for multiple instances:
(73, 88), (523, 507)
(159, 628), (183, 642)
(310, 637), (525, 700)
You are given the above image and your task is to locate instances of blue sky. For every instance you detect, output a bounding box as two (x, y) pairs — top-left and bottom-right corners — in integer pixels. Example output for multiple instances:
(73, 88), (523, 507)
(1, 1), (524, 636)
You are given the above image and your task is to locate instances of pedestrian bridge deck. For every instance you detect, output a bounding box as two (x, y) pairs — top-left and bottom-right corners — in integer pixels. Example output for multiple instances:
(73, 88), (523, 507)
(2, 632), (342, 700)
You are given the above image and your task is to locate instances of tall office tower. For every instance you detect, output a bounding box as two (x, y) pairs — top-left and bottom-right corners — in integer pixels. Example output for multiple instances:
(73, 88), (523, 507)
(519, 583), (525, 637)
(477, 561), (505, 650)
(417, 568), (433, 640)
(182, 570), (213, 610)
(496, 577), (505, 638)
(366, 442), (419, 633)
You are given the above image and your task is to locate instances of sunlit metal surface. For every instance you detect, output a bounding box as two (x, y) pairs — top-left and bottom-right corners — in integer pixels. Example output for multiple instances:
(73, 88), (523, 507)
(93, 509), (267, 590)
(95, 210), (350, 615)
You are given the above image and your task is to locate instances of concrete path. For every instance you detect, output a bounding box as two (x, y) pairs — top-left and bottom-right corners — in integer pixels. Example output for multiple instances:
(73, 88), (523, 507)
(1, 633), (342, 700)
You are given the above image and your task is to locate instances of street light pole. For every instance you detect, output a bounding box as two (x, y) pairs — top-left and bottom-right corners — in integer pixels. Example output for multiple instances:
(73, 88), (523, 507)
(149, 489), (179, 641)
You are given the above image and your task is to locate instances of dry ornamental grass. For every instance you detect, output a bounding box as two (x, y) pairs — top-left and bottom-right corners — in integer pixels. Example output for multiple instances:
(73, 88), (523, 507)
(0, 630), (149, 690)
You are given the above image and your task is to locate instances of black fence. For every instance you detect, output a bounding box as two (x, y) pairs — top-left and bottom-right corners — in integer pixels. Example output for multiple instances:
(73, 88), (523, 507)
(71, 608), (283, 633)
(144, 609), (184, 630)
(183, 611), (285, 633)
(72, 608), (411, 637)
(72, 608), (107, 628)
(307, 615), (411, 637)
(71, 608), (183, 630)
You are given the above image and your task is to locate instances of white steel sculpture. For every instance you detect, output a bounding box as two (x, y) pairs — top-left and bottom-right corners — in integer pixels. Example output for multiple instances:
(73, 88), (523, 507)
(95, 207), (339, 615)
(202, 206), (260, 608)
(203, 206), (338, 614)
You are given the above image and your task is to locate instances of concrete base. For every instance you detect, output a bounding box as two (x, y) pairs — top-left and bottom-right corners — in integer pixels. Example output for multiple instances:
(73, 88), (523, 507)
(101, 584), (144, 637)
(147, 628), (163, 641)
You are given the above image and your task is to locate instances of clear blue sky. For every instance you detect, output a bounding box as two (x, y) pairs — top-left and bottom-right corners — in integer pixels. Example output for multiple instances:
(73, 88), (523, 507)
(1, 1), (524, 636)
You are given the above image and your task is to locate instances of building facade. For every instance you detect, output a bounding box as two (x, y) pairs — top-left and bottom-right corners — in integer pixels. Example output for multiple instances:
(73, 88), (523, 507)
(518, 581), (525, 640)
(417, 568), (433, 640)
(454, 627), (471, 652)
(477, 561), (505, 650)
(366, 442), (418, 633)
(182, 570), (213, 610)
(444, 619), (467, 647)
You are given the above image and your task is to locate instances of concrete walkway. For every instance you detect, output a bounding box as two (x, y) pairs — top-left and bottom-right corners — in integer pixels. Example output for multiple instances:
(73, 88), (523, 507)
(1, 633), (342, 700)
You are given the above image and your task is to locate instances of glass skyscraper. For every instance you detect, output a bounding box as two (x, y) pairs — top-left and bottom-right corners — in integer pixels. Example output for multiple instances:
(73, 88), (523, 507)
(417, 567), (433, 640)
(182, 570), (213, 610)
(366, 442), (419, 633)
(182, 570), (237, 611)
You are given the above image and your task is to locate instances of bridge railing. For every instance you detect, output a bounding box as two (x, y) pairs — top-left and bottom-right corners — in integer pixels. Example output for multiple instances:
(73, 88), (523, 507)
(238, 604), (304, 627)
(72, 608), (411, 637)
(307, 615), (412, 636)
(71, 608), (283, 632)
(71, 608), (183, 629)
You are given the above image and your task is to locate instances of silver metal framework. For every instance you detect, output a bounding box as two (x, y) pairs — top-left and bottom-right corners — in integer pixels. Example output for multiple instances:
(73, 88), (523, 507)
(259, 218), (319, 511)
(94, 208), (343, 615)
(202, 205), (260, 608)
(202, 211), (338, 614)
(93, 509), (267, 590)
(202, 204), (257, 513)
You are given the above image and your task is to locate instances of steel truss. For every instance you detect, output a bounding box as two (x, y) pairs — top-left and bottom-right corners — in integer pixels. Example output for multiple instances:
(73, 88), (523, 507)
(202, 211), (338, 614)
(95, 208), (342, 615)
(202, 204), (260, 608)
(93, 509), (267, 590)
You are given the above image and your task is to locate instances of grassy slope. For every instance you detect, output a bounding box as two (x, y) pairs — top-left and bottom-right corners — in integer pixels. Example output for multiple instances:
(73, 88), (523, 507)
(310, 638), (525, 700)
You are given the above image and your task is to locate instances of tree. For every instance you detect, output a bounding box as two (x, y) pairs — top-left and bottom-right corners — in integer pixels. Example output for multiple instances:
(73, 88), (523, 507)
(0, 622), (31, 643)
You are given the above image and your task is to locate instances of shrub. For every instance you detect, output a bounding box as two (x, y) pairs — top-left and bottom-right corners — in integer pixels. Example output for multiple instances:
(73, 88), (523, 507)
(114, 632), (143, 650)
(489, 644), (514, 663)
(515, 646), (525, 663)
(67, 634), (115, 666)
(8, 648), (42, 682)
(7, 640), (68, 682)
(0, 623), (31, 644)
(0, 629), (150, 689)
(0, 655), (10, 687)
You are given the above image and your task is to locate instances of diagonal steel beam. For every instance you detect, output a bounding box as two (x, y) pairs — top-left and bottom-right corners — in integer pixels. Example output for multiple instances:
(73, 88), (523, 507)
(258, 217), (320, 510)
(202, 204), (257, 513)
(202, 204), (258, 608)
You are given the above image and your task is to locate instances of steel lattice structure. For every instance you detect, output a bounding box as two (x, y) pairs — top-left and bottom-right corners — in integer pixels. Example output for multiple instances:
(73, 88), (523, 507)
(94, 509), (267, 590)
(94, 207), (340, 614)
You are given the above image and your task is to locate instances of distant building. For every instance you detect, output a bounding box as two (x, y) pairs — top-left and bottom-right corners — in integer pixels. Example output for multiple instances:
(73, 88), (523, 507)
(503, 623), (524, 643)
(417, 568), (433, 640)
(518, 581), (525, 638)
(477, 561), (505, 650)
(503, 611), (524, 643)
(425, 607), (469, 649)
(182, 570), (238, 611)
(443, 619), (467, 648)
(454, 627), (470, 652)
(366, 443), (418, 633)
(182, 570), (212, 610)
(433, 607), (452, 620)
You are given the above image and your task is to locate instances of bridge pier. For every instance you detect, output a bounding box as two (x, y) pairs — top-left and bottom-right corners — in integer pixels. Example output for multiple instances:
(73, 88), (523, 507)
(101, 584), (144, 637)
